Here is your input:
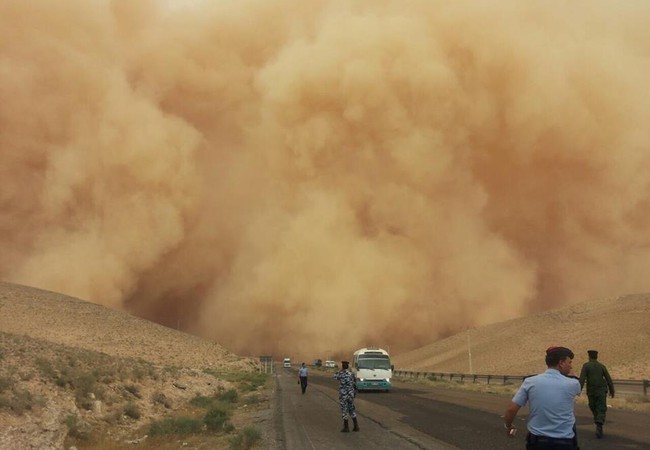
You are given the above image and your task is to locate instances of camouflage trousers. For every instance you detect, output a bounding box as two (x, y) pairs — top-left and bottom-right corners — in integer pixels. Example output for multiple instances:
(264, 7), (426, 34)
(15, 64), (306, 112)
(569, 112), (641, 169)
(339, 393), (356, 420)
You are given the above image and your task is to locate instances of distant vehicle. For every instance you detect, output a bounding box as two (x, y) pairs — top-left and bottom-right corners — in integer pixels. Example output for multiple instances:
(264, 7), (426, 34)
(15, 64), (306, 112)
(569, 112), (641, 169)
(312, 359), (322, 367)
(324, 360), (336, 368)
(283, 358), (291, 368)
(352, 347), (393, 392)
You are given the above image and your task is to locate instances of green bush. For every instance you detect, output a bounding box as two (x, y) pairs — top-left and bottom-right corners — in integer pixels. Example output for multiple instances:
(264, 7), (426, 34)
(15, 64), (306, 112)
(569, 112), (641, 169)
(204, 405), (230, 431)
(130, 363), (154, 381)
(223, 420), (235, 433)
(35, 357), (57, 380)
(0, 388), (40, 415)
(124, 401), (141, 419)
(240, 373), (268, 392)
(73, 372), (99, 405)
(152, 392), (172, 408)
(190, 394), (215, 409)
(65, 414), (91, 440)
(230, 426), (261, 450)
(219, 388), (239, 404)
(243, 393), (262, 404)
(149, 416), (202, 436)
(0, 376), (14, 393)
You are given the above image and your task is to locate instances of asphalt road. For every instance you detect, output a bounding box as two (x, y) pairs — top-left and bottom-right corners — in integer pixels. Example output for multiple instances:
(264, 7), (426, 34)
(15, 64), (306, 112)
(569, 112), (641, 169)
(275, 368), (457, 449)
(278, 368), (650, 450)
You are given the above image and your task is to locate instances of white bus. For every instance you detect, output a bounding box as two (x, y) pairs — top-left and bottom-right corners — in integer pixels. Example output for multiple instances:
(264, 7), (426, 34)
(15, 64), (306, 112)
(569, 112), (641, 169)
(352, 347), (393, 392)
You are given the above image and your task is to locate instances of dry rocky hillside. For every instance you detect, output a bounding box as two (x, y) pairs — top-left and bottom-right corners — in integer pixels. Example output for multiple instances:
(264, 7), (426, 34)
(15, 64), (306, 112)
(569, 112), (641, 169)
(393, 293), (650, 380)
(0, 282), (274, 450)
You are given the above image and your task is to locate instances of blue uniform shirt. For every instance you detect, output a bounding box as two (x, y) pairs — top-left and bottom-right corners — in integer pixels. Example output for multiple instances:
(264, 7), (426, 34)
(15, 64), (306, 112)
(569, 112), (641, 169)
(512, 368), (581, 438)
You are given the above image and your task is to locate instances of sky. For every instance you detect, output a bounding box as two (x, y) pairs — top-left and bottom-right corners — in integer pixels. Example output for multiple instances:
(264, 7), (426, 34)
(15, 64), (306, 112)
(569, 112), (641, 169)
(1, 0), (649, 358)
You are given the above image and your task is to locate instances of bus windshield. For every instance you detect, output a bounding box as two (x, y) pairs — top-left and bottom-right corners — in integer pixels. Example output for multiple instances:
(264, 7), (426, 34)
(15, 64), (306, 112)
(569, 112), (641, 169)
(357, 355), (391, 370)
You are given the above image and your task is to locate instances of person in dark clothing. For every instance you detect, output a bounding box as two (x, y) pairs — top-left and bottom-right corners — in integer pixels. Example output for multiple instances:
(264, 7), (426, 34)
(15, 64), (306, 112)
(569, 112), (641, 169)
(334, 361), (359, 432)
(579, 350), (614, 438)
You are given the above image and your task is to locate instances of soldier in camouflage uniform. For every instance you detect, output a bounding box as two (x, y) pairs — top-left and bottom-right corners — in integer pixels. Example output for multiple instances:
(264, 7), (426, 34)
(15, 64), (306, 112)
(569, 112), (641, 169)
(334, 361), (359, 432)
(579, 350), (615, 439)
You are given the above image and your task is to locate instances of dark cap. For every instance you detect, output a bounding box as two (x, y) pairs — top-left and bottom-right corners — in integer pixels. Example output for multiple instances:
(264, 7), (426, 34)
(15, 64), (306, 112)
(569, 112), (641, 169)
(587, 350), (598, 358)
(546, 346), (573, 356)
(545, 346), (574, 366)
(341, 360), (349, 368)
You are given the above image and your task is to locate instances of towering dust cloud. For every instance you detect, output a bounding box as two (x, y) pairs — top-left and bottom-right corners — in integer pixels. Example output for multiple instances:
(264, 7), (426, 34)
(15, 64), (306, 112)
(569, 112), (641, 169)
(2, 0), (649, 357)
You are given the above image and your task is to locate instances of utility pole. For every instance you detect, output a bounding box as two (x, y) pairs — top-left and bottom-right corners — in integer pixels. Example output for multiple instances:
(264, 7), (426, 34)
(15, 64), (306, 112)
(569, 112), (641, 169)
(467, 328), (474, 375)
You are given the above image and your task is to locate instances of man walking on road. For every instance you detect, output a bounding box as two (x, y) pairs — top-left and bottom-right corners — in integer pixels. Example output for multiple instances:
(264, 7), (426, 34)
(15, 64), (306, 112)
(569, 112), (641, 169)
(334, 360), (359, 432)
(579, 350), (615, 439)
(504, 346), (581, 449)
(298, 362), (308, 394)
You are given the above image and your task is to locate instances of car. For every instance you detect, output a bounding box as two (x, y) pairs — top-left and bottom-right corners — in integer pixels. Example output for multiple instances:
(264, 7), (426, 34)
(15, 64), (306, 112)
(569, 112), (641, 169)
(324, 360), (336, 368)
(283, 358), (291, 368)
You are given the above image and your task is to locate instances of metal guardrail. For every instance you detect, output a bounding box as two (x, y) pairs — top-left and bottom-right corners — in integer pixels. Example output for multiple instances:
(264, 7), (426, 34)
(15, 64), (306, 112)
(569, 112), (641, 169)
(393, 370), (650, 396)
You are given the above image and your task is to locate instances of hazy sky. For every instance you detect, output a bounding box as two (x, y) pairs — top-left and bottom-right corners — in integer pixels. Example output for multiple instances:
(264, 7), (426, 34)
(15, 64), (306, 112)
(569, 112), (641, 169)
(2, 0), (649, 357)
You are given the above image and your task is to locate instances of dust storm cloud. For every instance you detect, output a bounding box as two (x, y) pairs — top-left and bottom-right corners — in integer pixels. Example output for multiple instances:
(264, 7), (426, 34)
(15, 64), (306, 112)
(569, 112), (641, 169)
(2, 0), (650, 357)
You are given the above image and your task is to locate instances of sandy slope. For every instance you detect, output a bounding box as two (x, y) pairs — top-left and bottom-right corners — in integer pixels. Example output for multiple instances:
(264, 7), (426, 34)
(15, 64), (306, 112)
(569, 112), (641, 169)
(392, 293), (650, 379)
(0, 281), (250, 370)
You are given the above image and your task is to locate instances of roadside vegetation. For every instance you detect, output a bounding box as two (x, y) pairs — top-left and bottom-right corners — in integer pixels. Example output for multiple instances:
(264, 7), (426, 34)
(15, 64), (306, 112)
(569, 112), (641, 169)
(0, 331), (267, 449)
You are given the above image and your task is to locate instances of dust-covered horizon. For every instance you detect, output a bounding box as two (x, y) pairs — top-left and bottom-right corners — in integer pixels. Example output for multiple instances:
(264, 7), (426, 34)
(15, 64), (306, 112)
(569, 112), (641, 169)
(2, 0), (650, 357)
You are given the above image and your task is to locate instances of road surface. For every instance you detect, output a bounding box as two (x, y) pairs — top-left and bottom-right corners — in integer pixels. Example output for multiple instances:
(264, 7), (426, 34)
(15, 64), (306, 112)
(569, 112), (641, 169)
(274, 368), (650, 449)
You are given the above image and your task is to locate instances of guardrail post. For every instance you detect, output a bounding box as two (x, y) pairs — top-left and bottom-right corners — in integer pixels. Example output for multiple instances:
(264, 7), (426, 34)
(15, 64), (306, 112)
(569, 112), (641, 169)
(487, 375), (491, 385)
(644, 380), (649, 396)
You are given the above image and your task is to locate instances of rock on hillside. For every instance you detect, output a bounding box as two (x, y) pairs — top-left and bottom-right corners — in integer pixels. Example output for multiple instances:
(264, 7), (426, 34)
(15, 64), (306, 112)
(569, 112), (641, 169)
(392, 294), (650, 379)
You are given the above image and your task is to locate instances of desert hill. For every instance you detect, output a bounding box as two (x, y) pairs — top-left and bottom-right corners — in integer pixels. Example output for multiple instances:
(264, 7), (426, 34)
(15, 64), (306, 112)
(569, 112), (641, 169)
(0, 282), (267, 450)
(393, 293), (650, 380)
(0, 282), (250, 370)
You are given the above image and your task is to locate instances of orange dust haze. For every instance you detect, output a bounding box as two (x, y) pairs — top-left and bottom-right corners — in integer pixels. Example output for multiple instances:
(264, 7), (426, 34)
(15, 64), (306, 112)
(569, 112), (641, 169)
(2, 0), (650, 357)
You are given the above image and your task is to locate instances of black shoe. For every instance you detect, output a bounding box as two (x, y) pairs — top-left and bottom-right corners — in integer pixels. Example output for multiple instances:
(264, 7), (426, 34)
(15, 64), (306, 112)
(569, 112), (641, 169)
(352, 417), (360, 432)
(341, 420), (349, 432)
(596, 423), (603, 439)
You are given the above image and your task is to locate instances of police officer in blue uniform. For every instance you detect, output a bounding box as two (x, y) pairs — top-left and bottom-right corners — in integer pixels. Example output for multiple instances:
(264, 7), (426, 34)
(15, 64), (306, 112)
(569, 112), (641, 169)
(504, 346), (581, 449)
(298, 362), (309, 394)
